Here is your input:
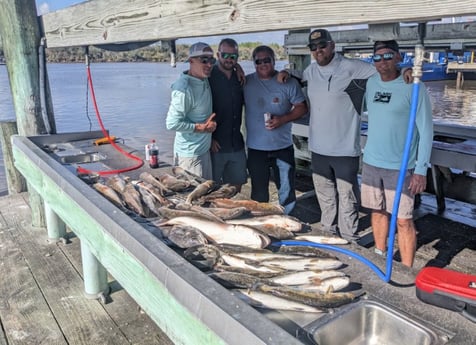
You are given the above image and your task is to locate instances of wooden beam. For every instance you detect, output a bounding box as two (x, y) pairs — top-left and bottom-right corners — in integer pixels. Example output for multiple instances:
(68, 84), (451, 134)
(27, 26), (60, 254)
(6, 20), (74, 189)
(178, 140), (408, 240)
(39, 0), (476, 48)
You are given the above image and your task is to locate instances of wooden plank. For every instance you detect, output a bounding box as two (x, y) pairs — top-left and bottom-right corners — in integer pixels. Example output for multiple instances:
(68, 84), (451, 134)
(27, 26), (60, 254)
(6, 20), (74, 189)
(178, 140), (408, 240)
(40, 0), (476, 48)
(58, 230), (174, 345)
(1, 195), (133, 345)
(0, 195), (66, 345)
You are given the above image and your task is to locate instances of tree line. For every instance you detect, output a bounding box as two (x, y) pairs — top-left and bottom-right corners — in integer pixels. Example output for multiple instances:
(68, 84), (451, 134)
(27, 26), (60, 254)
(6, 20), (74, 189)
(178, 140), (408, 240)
(0, 42), (286, 63)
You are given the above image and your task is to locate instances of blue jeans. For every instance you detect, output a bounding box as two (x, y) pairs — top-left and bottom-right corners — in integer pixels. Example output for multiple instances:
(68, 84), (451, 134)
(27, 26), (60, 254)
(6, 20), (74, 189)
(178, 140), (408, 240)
(247, 146), (296, 214)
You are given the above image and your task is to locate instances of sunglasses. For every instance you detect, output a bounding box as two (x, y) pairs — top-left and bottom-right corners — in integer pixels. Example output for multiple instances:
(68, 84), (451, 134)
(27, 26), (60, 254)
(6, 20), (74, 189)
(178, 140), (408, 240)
(220, 52), (238, 60)
(309, 41), (330, 51)
(197, 56), (217, 64)
(254, 57), (273, 65)
(372, 52), (395, 62)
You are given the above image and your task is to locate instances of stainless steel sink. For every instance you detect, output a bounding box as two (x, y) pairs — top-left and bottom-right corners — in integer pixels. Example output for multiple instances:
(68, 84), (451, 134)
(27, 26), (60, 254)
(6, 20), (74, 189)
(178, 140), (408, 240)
(58, 152), (106, 164)
(305, 300), (450, 345)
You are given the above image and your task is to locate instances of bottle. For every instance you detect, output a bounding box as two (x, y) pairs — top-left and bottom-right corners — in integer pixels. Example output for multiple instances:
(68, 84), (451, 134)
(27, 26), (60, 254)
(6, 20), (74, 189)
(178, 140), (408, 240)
(144, 143), (151, 161)
(149, 140), (159, 169)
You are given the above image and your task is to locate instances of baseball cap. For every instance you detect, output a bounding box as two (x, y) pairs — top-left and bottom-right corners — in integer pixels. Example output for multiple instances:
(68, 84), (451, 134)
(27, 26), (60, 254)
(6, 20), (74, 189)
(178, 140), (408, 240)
(308, 29), (333, 46)
(189, 42), (214, 58)
(373, 40), (399, 54)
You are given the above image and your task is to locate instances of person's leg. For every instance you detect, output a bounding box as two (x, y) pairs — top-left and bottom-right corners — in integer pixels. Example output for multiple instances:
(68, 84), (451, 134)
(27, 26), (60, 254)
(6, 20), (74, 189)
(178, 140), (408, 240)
(311, 153), (337, 233)
(334, 156), (360, 239)
(222, 149), (248, 193)
(397, 218), (417, 267)
(176, 152), (212, 180)
(247, 148), (270, 202)
(372, 210), (389, 253)
(211, 151), (227, 184)
(273, 146), (296, 215)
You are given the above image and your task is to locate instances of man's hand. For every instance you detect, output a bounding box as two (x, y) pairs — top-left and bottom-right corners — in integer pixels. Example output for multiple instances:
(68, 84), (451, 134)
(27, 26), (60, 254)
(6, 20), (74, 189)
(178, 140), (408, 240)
(211, 139), (221, 153)
(235, 63), (246, 85)
(195, 113), (217, 133)
(402, 68), (414, 84)
(277, 70), (290, 83)
(408, 173), (426, 195)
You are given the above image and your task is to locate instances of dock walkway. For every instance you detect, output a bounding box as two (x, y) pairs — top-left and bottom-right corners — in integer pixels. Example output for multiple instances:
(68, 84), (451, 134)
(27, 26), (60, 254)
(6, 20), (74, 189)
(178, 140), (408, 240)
(0, 193), (173, 345)
(1, 174), (475, 344)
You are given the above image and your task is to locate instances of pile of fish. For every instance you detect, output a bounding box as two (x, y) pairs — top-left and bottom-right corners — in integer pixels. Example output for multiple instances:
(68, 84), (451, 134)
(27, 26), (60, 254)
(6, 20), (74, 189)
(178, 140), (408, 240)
(90, 167), (361, 313)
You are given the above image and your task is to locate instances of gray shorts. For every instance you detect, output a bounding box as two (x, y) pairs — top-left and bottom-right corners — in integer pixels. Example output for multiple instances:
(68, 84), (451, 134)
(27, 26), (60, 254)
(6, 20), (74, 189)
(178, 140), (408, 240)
(211, 149), (248, 185)
(174, 151), (213, 180)
(361, 163), (415, 219)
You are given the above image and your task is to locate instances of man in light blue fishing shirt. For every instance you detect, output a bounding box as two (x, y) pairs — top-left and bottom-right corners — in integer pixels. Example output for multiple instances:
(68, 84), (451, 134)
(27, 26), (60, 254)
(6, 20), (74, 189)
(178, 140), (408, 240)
(166, 42), (217, 179)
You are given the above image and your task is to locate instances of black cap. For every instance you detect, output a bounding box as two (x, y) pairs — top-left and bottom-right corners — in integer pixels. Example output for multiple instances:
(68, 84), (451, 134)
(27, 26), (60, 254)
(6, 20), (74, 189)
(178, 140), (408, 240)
(308, 29), (333, 46)
(373, 40), (399, 54)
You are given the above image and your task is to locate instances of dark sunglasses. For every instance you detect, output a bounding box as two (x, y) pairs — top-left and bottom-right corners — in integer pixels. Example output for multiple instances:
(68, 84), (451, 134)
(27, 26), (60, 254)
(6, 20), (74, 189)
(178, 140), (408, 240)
(372, 52), (395, 62)
(197, 56), (217, 64)
(220, 52), (238, 60)
(254, 57), (273, 65)
(309, 41), (330, 51)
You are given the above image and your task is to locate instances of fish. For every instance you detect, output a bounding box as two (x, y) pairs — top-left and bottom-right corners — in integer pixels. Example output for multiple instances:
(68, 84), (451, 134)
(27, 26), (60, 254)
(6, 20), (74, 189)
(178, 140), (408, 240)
(202, 206), (250, 220)
(226, 214), (304, 232)
(198, 184), (238, 202)
(226, 215), (303, 239)
(156, 206), (225, 223)
(258, 257), (343, 271)
(220, 254), (283, 273)
(293, 235), (349, 245)
(234, 289), (327, 313)
(121, 183), (146, 217)
(277, 245), (337, 259)
(254, 284), (356, 308)
(213, 243), (275, 255)
(157, 172), (191, 192)
(133, 181), (175, 207)
(171, 166), (202, 186)
(166, 224), (208, 248)
(137, 184), (160, 217)
(269, 270), (346, 286)
(92, 182), (125, 208)
(209, 198), (284, 216)
(214, 264), (282, 279)
(185, 180), (215, 204)
(208, 271), (273, 289)
(106, 174), (127, 193)
(297, 276), (351, 293)
(159, 216), (271, 249)
(139, 171), (174, 195)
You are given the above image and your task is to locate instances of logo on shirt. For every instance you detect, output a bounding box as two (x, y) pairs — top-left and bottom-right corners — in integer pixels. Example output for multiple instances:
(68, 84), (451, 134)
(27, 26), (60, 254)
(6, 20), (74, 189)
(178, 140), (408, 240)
(272, 97), (280, 104)
(373, 91), (392, 103)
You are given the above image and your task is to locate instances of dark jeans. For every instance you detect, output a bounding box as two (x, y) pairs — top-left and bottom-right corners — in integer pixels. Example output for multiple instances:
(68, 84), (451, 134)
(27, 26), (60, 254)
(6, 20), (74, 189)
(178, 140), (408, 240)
(247, 145), (296, 214)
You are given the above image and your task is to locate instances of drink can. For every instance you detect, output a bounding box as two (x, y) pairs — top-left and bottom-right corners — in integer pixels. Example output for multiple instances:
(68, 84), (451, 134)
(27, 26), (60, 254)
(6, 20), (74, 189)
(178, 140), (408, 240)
(264, 112), (271, 124)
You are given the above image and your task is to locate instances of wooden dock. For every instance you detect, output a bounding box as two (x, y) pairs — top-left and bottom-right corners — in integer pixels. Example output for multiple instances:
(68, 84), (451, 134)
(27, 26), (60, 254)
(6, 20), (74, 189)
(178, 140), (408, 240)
(0, 193), (173, 345)
(1, 172), (476, 345)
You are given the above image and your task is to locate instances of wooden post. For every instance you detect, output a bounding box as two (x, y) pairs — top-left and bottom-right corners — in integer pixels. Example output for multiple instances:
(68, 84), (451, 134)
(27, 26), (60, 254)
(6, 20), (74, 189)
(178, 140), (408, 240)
(0, 120), (26, 194)
(0, 0), (56, 227)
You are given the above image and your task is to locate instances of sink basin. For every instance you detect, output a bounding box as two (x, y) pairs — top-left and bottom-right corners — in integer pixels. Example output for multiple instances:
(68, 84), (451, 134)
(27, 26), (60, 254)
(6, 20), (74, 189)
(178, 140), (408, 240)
(306, 300), (449, 345)
(59, 152), (106, 164)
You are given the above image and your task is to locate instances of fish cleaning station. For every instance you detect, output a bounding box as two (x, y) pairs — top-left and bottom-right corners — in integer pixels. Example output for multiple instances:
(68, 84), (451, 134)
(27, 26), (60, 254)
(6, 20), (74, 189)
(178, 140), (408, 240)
(1, 1), (476, 344)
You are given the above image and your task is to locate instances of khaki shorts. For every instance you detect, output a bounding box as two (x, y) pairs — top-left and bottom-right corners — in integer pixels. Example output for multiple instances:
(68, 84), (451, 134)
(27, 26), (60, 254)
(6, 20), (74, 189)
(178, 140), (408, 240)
(361, 163), (415, 219)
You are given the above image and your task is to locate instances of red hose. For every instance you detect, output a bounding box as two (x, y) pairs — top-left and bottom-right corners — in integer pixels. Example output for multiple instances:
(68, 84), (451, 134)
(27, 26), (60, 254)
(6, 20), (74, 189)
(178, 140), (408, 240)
(76, 65), (144, 176)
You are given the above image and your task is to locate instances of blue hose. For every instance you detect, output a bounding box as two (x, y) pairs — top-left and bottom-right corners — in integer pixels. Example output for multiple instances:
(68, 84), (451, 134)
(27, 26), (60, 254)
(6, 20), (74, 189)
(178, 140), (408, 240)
(276, 46), (425, 283)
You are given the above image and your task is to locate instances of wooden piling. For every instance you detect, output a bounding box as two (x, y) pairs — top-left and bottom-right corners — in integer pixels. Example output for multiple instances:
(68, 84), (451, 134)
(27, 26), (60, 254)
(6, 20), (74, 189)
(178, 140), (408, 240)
(0, 120), (26, 194)
(0, 0), (57, 226)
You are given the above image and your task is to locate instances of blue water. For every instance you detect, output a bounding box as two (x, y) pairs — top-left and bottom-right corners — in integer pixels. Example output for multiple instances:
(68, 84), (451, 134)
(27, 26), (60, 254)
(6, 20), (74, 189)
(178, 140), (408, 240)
(1, 61), (476, 195)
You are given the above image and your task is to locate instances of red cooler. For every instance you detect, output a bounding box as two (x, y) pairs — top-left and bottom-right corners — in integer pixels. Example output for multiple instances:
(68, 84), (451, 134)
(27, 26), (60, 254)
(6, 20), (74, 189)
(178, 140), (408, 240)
(416, 267), (476, 322)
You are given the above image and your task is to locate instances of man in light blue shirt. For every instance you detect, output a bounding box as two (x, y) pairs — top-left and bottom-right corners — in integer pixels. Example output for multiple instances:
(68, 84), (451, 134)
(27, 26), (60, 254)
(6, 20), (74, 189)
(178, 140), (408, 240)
(362, 40), (433, 267)
(166, 42), (217, 179)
